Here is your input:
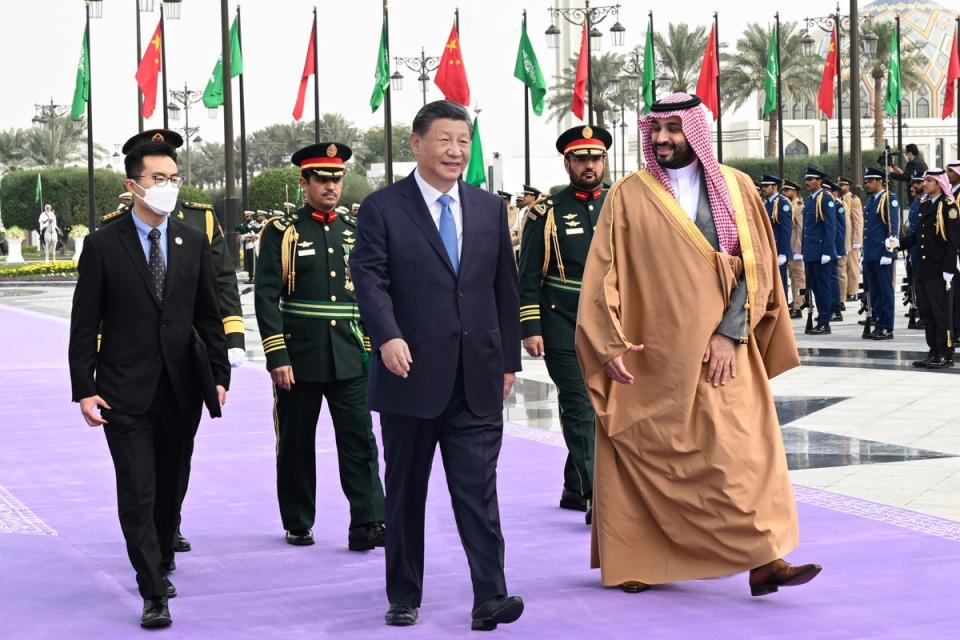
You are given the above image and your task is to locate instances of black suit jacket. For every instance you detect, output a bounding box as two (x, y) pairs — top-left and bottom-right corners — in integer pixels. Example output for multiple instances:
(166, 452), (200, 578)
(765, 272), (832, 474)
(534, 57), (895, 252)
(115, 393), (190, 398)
(69, 214), (230, 414)
(351, 173), (521, 419)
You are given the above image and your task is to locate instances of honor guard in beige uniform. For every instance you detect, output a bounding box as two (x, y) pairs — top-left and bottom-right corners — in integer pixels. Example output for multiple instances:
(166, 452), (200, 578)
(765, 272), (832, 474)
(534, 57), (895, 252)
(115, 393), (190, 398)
(783, 179), (805, 318)
(840, 177), (864, 301)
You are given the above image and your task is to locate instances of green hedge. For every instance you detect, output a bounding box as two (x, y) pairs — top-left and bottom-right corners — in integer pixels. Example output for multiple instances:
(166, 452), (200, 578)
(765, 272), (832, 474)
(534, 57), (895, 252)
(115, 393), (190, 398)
(0, 168), (126, 230)
(724, 149), (887, 187)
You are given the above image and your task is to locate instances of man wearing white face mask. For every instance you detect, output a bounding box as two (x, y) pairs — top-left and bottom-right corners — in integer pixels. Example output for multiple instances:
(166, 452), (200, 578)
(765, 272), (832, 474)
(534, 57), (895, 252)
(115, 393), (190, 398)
(101, 130), (246, 560)
(69, 129), (230, 629)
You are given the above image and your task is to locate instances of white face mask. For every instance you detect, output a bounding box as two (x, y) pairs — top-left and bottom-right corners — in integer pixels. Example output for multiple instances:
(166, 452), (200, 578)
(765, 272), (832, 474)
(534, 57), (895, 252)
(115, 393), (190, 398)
(133, 182), (180, 216)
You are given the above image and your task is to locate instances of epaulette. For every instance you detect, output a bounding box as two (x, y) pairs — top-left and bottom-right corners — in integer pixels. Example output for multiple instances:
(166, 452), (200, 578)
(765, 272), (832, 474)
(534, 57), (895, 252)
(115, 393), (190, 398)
(182, 201), (214, 211)
(526, 197), (551, 221)
(100, 208), (129, 225)
(262, 213), (299, 235)
(340, 213), (357, 227)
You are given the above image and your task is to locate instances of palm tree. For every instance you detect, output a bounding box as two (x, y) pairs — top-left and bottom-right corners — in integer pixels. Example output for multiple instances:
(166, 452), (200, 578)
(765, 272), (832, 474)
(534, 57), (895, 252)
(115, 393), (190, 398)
(0, 128), (29, 172)
(858, 20), (927, 149)
(26, 116), (90, 166)
(722, 21), (819, 156)
(655, 23), (709, 94)
(547, 52), (627, 127)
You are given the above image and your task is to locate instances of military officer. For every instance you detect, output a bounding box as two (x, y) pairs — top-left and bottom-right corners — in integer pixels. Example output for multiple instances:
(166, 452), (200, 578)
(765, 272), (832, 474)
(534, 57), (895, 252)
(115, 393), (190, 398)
(783, 179), (805, 319)
(512, 185), (542, 256)
(898, 169), (960, 367)
(237, 211), (257, 283)
(861, 167), (900, 340)
(839, 177), (864, 302)
(801, 167), (837, 334)
(825, 179), (847, 321)
(759, 174), (792, 300)
(518, 125), (611, 524)
(254, 142), (385, 550)
(102, 129), (246, 561)
(903, 171), (927, 329)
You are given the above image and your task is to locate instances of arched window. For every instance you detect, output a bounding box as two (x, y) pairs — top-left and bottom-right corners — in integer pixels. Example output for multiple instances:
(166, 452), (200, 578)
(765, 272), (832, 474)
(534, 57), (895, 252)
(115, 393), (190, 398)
(805, 101), (815, 120)
(786, 139), (809, 156)
(916, 85), (931, 118)
(902, 96), (912, 118)
(793, 101), (802, 119)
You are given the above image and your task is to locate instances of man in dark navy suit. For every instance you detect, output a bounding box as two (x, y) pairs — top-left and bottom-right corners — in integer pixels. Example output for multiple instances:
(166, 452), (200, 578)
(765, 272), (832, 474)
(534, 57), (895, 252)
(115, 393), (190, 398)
(350, 100), (523, 631)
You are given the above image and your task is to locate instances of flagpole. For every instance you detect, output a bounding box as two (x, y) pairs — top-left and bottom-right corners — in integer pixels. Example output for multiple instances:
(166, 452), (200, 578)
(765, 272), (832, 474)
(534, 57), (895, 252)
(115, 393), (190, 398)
(237, 5), (249, 212)
(160, 1), (168, 128)
(384, 0), (394, 184)
(896, 14), (904, 207)
(848, 0), (864, 195)
(523, 10), (531, 184)
(649, 12), (657, 103)
(956, 15), (959, 157)
(835, 13), (844, 177)
(714, 12), (723, 163)
(585, 0), (595, 125)
(220, 0), (240, 261)
(84, 2), (96, 230)
(135, 1), (144, 132)
(775, 12), (784, 180)
(312, 6), (319, 144)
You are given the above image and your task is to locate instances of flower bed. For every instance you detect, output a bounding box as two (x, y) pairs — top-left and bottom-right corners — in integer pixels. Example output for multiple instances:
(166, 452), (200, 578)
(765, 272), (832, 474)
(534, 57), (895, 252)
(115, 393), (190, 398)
(0, 260), (78, 279)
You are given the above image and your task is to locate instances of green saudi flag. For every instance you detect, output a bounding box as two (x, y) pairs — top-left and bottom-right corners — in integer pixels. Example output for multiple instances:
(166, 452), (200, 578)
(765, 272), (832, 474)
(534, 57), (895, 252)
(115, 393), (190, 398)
(370, 18), (390, 112)
(514, 22), (546, 116)
(70, 25), (89, 120)
(202, 16), (243, 108)
(641, 25), (655, 114)
(884, 28), (901, 117)
(465, 117), (486, 187)
(35, 174), (42, 204)
(762, 27), (779, 117)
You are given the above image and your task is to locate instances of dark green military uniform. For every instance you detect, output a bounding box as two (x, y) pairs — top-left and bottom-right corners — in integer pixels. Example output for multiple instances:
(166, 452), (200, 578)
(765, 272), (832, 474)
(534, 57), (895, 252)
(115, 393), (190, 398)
(254, 143), (384, 541)
(517, 125), (612, 510)
(101, 200), (245, 351)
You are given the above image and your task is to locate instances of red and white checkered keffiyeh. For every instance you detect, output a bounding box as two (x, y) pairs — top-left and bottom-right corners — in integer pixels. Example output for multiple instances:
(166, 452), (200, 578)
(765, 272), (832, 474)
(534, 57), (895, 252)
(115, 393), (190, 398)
(926, 169), (956, 203)
(639, 92), (740, 256)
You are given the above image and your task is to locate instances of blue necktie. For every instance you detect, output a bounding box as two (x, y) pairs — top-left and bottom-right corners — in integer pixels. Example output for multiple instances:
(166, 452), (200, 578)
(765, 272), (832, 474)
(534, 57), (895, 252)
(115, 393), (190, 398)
(437, 194), (459, 273)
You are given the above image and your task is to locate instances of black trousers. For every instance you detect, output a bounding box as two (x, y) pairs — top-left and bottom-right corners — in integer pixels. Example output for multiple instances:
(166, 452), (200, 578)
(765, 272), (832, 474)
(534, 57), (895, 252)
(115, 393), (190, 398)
(274, 376), (384, 531)
(243, 245), (255, 278)
(380, 365), (507, 609)
(916, 277), (954, 357)
(101, 370), (201, 599)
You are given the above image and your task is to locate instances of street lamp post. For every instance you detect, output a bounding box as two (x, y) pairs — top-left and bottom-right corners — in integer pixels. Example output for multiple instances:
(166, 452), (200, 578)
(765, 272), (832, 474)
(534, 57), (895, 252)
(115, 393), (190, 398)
(167, 83), (203, 185)
(545, 1), (625, 126)
(392, 47), (441, 107)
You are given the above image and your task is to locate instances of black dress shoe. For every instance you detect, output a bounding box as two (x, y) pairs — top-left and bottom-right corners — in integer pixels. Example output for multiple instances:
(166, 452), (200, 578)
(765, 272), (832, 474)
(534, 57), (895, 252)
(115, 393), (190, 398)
(471, 595), (524, 631)
(872, 329), (894, 340)
(810, 325), (831, 335)
(164, 558), (176, 573)
(927, 355), (954, 369)
(384, 604), (418, 626)
(140, 597), (171, 628)
(913, 353), (936, 368)
(839, 303), (847, 312)
(789, 309), (802, 319)
(163, 576), (177, 598)
(285, 529), (315, 546)
(830, 312), (843, 322)
(348, 522), (385, 551)
(915, 320), (926, 330)
(173, 529), (191, 553)
(559, 489), (588, 512)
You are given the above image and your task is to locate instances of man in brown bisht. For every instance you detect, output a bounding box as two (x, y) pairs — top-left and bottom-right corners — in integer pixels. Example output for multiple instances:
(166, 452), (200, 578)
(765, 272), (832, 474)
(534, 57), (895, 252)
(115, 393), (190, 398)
(575, 93), (822, 598)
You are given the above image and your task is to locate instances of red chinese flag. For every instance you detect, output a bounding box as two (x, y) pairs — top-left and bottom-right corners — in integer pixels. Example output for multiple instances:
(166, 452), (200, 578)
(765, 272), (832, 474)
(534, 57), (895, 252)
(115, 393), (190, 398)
(292, 20), (316, 121)
(695, 25), (719, 121)
(818, 28), (838, 119)
(571, 24), (588, 120)
(136, 21), (162, 119)
(434, 22), (471, 106)
(942, 26), (960, 119)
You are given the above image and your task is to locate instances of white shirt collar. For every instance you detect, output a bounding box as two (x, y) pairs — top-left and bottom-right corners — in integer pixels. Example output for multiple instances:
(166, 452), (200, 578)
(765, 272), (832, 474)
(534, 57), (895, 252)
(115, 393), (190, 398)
(665, 158), (700, 183)
(665, 159), (701, 221)
(413, 167), (459, 206)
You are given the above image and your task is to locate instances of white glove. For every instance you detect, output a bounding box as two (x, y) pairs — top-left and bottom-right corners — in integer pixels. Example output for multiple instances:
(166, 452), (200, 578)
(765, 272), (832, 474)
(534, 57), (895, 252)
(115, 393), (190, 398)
(777, 255), (787, 266)
(821, 255), (831, 265)
(884, 236), (900, 251)
(880, 256), (893, 266)
(852, 243), (862, 250)
(228, 348), (246, 368)
(793, 253), (804, 261)
(944, 272), (955, 285)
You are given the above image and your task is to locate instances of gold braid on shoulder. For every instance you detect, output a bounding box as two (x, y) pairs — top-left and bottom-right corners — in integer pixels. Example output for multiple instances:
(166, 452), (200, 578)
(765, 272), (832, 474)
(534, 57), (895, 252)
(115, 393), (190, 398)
(281, 225), (299, 294)
(541, 206), (566, 282)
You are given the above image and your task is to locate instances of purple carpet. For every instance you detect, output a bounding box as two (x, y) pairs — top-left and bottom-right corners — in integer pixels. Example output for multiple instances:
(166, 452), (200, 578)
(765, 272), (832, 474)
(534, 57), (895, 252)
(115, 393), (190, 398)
(1, 303), (958, 639)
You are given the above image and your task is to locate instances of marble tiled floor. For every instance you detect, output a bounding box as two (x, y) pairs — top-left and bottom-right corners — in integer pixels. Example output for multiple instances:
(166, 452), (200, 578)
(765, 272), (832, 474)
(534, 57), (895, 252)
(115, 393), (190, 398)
(4, 282), (958, 521)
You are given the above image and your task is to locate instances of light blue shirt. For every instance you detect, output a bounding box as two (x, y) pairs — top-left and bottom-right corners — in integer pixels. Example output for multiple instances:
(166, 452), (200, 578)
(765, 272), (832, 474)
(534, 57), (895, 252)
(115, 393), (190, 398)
(413, 168), (462, 254)
(131, 213), (168, 269)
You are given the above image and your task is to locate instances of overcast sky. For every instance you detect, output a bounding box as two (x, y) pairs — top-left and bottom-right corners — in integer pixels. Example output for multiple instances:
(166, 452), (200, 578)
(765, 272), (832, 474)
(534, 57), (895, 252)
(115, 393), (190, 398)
(2, 0), (858, 166)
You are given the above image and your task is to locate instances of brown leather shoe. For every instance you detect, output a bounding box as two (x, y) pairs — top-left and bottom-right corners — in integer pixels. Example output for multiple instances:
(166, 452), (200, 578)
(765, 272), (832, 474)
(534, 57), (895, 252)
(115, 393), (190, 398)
(619, 581), (650, 593)
(749, 559), (822, 596)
